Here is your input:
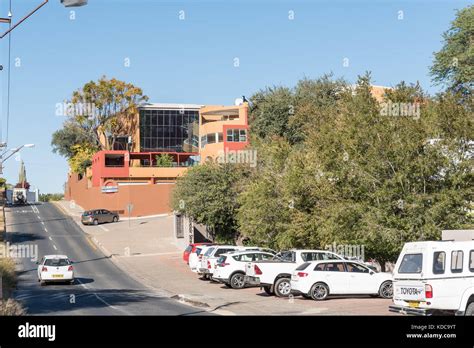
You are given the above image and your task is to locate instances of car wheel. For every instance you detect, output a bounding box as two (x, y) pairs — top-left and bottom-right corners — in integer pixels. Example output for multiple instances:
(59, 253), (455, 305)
(229, 273), (245, 289)
(274, 278), (291, 297)
(465, 302), (474, 316)
(113, 216), (118, 223)
(379, 281), (393, 299)
(93, 219), (99, 226)
(263, 286), (274, 295)
(310, 282), (329, 301)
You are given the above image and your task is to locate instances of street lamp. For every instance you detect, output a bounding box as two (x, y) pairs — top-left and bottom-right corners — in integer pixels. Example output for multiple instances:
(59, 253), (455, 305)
(0, 0), (88, 39)
(0, 144), (35, 174)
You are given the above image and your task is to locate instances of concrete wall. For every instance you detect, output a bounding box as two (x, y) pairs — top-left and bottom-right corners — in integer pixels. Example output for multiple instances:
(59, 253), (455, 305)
(66, 174), (175, 217)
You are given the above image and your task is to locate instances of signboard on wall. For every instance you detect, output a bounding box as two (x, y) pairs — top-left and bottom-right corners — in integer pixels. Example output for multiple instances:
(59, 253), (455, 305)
(101, 186), (118, 193)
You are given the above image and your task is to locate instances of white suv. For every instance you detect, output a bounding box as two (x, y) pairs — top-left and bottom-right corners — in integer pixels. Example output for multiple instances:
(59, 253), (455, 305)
(213, 250), (276, 289)
(189, 245), (215, 273)
(198, 245), (240, 278)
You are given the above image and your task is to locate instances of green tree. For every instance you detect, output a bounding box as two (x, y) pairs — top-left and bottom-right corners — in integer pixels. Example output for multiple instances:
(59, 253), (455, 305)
(430, 5), (474, 93)
(155, 154), (174, 167)
(172, 163), (246, 243)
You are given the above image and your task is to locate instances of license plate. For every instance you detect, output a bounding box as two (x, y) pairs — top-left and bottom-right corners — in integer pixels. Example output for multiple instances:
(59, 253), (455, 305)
(52, 274), (63, 278)
(395, 286), (424, 301)
(408, 301), (420, 308)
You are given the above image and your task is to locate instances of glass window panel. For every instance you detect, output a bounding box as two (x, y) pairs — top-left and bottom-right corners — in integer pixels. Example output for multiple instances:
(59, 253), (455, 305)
(218, 133), (223, 142)
(226, 129), (233, 142)
(207, 133), (216, 144)
(233, 129), (239, 142)
(240, 129), (247, 142)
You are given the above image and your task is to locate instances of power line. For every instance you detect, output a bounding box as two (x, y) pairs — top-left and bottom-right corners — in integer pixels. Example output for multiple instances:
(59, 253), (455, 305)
(5, 0), (12, 144)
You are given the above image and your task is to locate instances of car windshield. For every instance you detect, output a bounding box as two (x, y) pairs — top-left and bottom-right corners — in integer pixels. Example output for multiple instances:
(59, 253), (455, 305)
(398, 253), (423, 273)
(44, 258), (70, 266)
(82, 211), (92, 216)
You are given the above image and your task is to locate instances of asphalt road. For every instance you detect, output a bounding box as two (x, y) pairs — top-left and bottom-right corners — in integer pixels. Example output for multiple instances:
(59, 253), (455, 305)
(6, 202), (210, 315)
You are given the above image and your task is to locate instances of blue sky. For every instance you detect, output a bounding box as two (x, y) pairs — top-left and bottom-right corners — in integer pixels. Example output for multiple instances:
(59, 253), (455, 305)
(0, 0), (471, 193)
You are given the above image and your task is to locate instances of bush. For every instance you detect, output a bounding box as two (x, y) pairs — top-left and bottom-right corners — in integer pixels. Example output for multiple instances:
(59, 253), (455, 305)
(0, 256), (17, 290)
(0, 299), (25, 316)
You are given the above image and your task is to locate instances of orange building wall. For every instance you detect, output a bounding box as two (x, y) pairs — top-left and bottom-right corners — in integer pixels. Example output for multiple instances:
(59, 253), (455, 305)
(66, 174), (174, 217)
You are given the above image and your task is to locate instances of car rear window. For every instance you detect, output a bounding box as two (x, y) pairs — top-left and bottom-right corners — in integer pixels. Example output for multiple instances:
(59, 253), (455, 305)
(217, 256), (227, 264)
(185, 245), (192, 253)
(44, 258), (70, 266)
(451, 250), (463, 273)
(433, 251), (445, 274)
(195, 247), (202, 255)
(296, 262), (310, 271)
(398, 253), (423, 273)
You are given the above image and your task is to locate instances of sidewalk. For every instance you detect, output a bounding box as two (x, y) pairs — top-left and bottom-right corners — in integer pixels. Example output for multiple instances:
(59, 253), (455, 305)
(55, 200), (394, 315)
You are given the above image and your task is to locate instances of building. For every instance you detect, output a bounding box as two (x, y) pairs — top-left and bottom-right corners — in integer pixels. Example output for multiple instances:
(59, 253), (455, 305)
(65, 102), (249, 217)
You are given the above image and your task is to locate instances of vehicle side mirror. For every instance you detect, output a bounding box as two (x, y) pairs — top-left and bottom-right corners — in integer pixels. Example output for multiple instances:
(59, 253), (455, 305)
(370, 271), (374, 275)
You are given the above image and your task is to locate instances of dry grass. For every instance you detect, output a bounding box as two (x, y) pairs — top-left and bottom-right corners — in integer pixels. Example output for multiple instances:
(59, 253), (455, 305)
(0, 256), (17, 292)
(0, 298), (25, 316)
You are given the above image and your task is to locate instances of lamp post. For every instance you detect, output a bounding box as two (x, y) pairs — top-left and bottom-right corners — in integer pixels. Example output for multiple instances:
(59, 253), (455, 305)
(0, 144), (35, 175)
(0, 0), (88, 39)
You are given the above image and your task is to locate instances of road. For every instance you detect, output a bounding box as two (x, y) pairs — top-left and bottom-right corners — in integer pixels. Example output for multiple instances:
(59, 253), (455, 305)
(5, 202), (209, 315)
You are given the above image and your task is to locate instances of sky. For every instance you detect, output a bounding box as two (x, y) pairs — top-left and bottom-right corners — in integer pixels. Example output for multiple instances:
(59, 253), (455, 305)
(0, 0), (471, 193)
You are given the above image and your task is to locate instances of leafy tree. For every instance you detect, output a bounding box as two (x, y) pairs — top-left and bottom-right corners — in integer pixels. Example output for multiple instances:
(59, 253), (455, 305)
(51, 121), (96, 159)
(172, 163), (245, 243)
(248, 86), (297, 142)
(39, 193), (64, 202)
(155, 154), (174, 167)
(69, 76), (149, 151)
(430, 5), (474, 93)
(67, 144), (96, 174)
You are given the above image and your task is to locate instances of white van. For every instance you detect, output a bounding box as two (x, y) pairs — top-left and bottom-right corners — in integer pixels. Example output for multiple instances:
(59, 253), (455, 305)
(389, 241), (474, 316)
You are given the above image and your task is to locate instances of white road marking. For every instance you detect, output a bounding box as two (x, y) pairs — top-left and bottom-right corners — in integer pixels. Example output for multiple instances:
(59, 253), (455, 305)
(52, 245), (57, 251)
(48, 237), (52, 241)
(76, 278), (130, 315)
(41, 221), (45, 225)
(98, 225), (109, 232)
(44, 228), (48, 232)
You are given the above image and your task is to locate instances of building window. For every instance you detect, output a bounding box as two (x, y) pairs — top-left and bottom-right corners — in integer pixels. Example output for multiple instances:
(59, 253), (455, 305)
(139, 109), (199, 153)
(226, 128), (247, 142)
(207, 133), (216, 144)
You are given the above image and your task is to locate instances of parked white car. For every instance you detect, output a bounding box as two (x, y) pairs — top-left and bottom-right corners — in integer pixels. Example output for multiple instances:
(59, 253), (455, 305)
(213, 250), (276, 289)
(37, 255), (74, 285)
(244, 249), (345, 297)
(189, 245), (215, 273)
(290, 260), (393, 300)
(389, 240), (474, 316)
(199, 246), (267, 279)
